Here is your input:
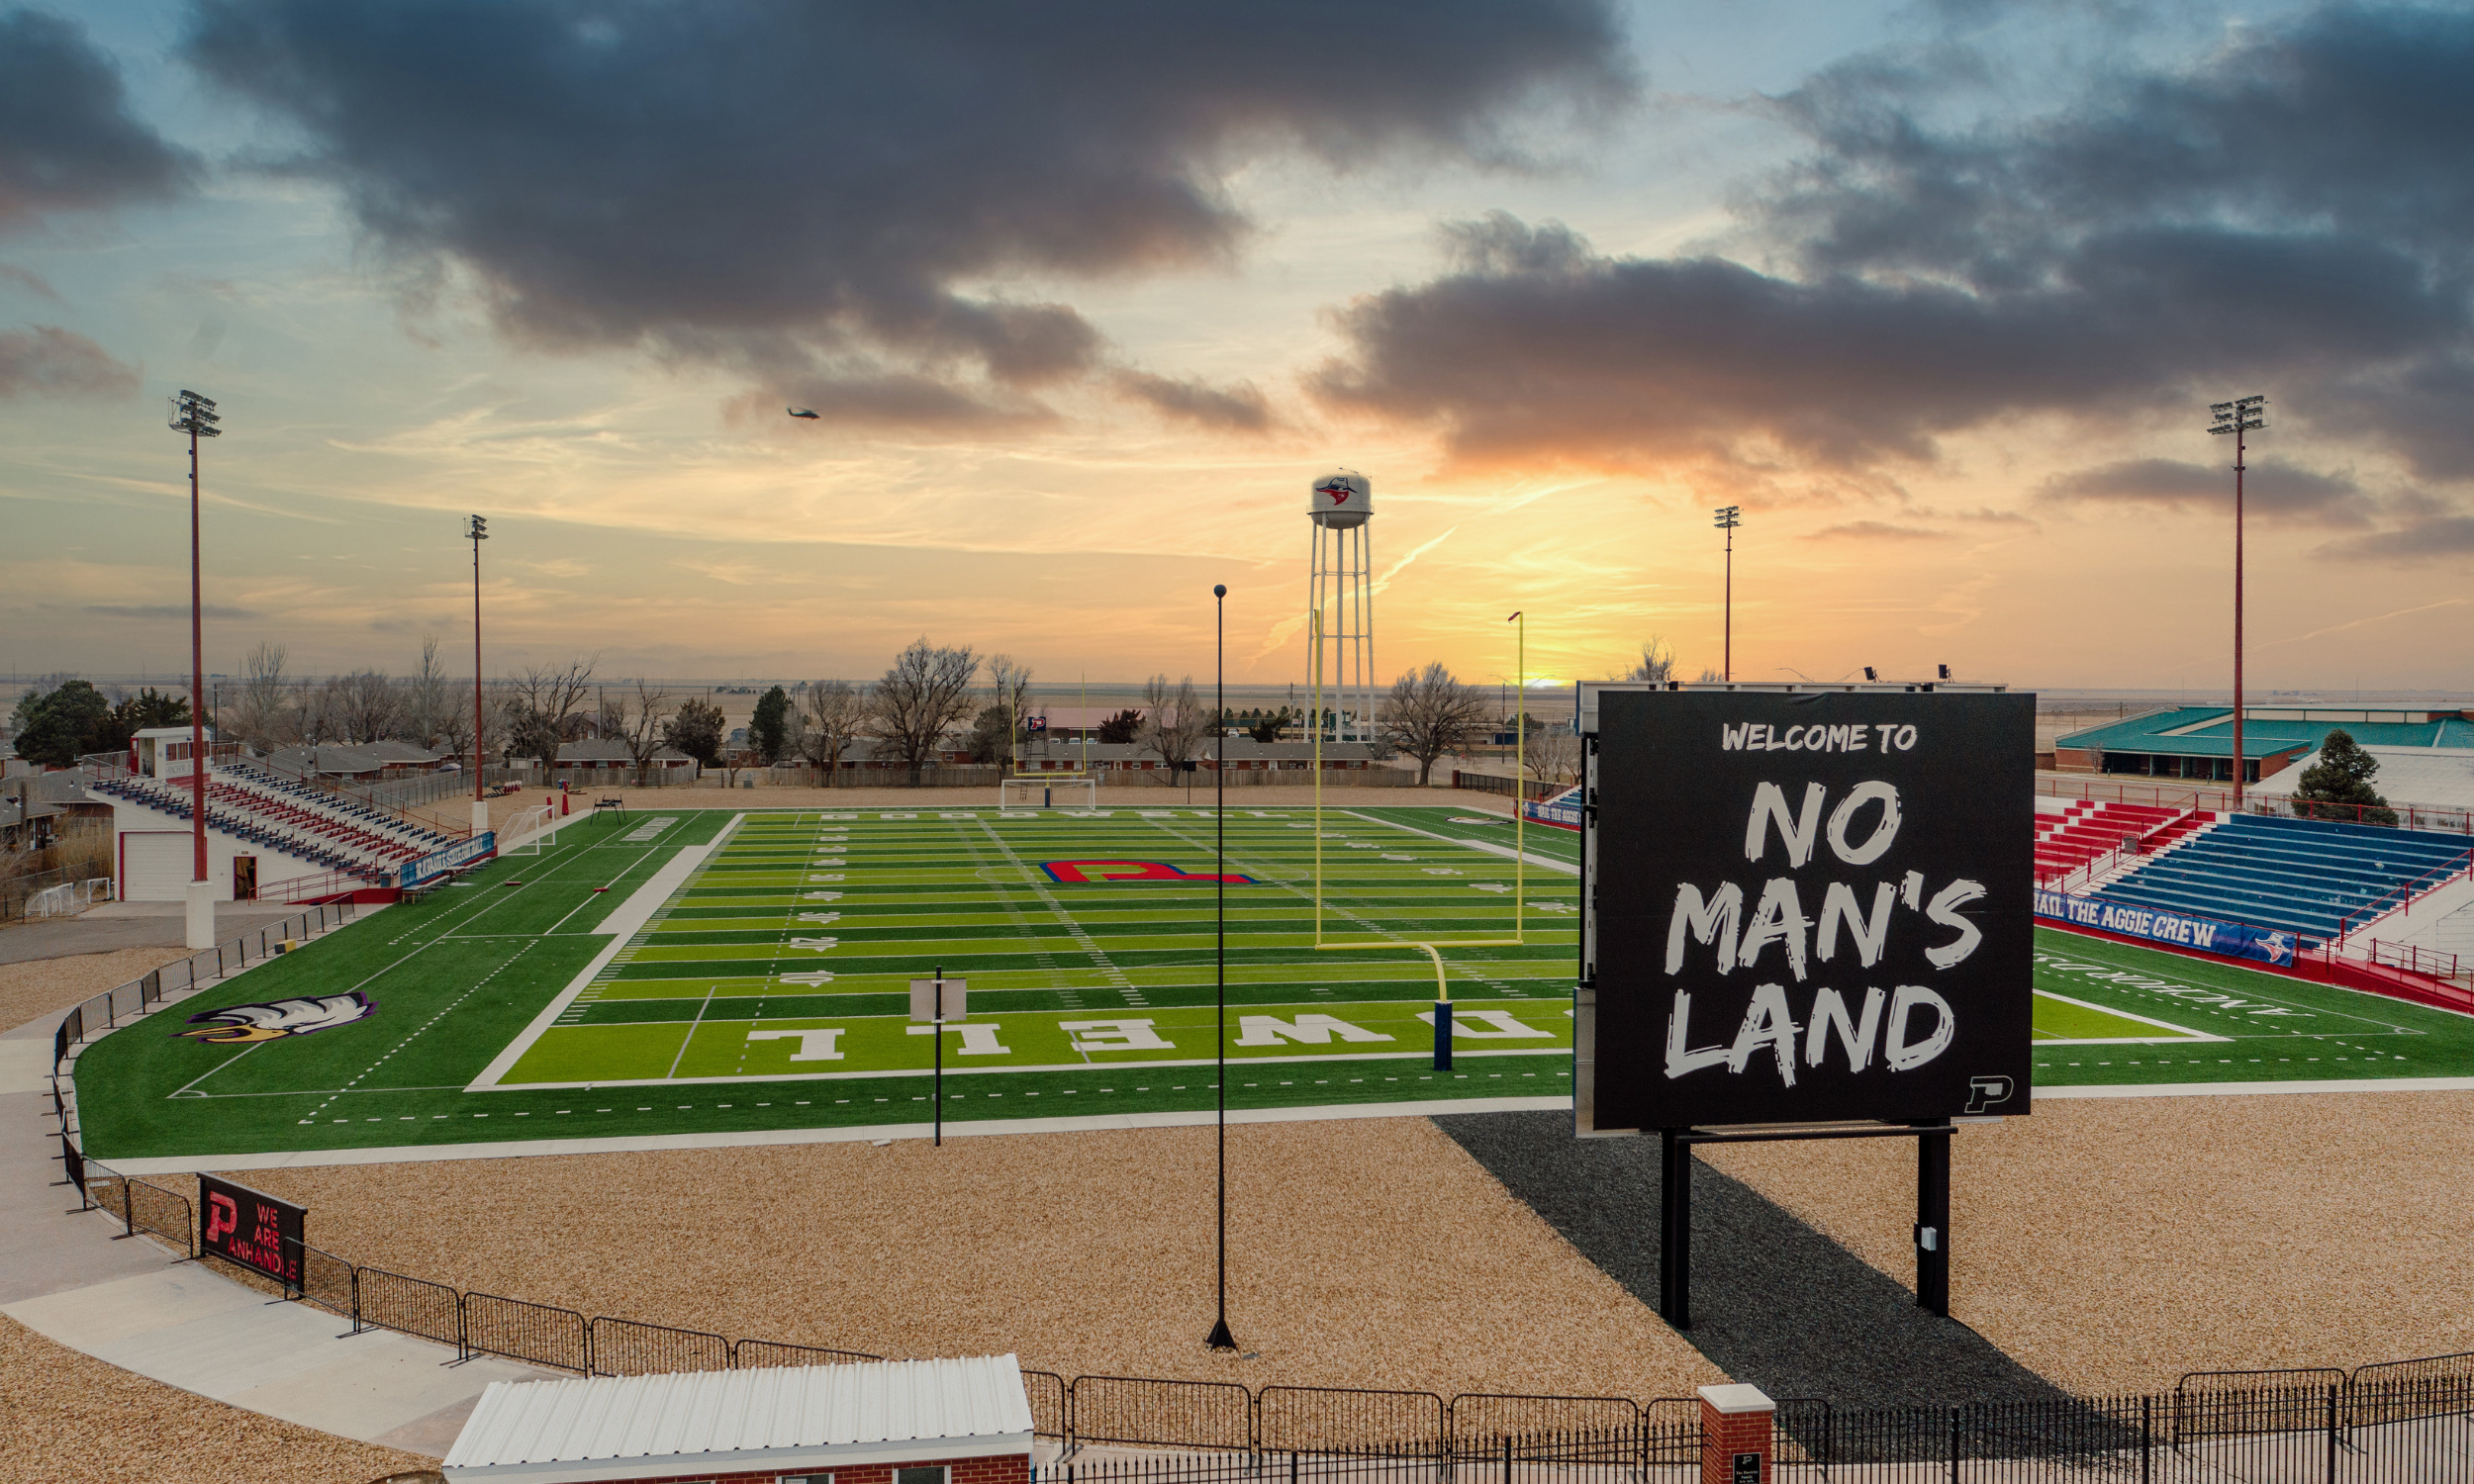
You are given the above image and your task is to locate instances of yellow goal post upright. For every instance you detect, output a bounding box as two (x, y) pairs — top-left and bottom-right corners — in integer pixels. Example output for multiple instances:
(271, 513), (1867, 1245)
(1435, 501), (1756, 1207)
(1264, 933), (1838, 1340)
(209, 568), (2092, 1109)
(1310, 607), (1527, 1068)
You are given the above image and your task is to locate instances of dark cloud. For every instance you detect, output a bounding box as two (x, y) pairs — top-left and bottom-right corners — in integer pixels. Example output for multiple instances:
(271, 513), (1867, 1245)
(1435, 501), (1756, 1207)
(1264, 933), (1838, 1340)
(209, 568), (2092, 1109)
(1314, 5), (2474, 493)
(85, 604), (261, 620)
(0, 325), (140, 399)
(185, 0), (1629, 415)
(2315, 515), (2474, 562)
(2037, 457), (2378, 526)
(0, 8), (195, 233)
(1115, 371), (1272, 432)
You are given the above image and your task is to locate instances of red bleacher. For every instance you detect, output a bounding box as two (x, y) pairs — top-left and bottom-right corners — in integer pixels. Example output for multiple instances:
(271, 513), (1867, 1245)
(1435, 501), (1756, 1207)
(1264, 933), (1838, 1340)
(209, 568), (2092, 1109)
(2035, 800), (2182, 883)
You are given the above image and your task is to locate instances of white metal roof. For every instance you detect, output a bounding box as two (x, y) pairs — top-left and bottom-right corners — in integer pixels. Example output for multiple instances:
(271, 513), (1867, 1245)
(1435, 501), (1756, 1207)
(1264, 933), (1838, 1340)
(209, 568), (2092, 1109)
(444, 1354), (1033, 1482)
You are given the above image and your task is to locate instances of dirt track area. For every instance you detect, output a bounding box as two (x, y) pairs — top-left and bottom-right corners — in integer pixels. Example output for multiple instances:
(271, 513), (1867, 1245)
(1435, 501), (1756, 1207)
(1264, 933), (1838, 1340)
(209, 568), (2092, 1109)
(1699, 1089), (2474, 1394)
(238, 1117), (1725, 1401)
(0, 947), (188, 1036)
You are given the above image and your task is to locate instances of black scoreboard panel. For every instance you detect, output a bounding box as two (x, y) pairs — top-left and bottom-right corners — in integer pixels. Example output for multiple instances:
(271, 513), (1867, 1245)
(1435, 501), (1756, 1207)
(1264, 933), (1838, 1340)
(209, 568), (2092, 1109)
(1576, 688), (2034, 1134)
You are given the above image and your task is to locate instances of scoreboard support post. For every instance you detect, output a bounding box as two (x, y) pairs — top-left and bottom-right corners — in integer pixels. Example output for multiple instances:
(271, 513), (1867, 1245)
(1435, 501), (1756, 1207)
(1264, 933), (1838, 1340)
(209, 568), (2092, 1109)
(1657, 1121), (1960, 1331)
(1658, 1128), (1692, 1328)
(1916, 1124), (1951, 1317)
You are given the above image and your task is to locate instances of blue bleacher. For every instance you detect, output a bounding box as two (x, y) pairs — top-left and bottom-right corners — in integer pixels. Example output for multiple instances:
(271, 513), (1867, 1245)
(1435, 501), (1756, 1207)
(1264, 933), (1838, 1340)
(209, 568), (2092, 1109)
(2096, 813), (2473, 944)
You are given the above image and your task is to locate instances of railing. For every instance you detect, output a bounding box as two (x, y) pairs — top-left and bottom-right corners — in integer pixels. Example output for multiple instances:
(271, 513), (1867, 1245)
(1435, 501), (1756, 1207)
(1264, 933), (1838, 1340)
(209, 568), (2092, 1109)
(2360, 938), (2462, 980)
(2042, 772), (2474, 835)
(2336, 848), (2474, 945)
(259, 867), (385, 902)
(1449, 771), (1564, 801)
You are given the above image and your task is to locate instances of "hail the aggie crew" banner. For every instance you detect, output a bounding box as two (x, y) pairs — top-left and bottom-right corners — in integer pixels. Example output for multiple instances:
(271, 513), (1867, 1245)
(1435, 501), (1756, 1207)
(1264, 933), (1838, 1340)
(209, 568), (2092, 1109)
(1578, 689), (2034, 1133)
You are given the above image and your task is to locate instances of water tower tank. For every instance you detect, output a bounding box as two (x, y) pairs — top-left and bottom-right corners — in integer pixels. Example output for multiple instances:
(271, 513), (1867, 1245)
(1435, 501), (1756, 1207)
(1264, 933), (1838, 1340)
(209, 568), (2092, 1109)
(1309, 469), (1372, 528)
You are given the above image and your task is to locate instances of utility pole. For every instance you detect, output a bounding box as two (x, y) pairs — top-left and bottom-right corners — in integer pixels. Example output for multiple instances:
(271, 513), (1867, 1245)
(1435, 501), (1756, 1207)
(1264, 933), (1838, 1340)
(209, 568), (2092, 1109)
(169, 390), (221, 950)
(468, 515), (489, 833)
(2209, 398), (2265, 808)
(1206, 582), (1236, 1353)
(1713, 507), (1742, 683)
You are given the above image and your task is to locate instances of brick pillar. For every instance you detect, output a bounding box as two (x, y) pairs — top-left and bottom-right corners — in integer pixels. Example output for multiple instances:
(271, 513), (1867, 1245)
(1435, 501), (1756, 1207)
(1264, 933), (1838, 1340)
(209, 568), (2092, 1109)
(1698, 1384), (1774, 1484)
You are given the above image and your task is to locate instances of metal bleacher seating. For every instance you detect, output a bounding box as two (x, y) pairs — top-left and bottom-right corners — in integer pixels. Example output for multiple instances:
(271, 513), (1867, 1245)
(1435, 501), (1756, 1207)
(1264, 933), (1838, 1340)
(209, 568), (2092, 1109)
(2095, 813), (2474, 945)
(91, 761), (458, 883)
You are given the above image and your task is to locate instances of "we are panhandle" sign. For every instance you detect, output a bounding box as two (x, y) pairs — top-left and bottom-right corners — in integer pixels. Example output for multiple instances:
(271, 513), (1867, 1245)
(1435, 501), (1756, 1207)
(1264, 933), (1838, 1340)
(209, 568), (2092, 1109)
(1577, 688), (2034, 1134)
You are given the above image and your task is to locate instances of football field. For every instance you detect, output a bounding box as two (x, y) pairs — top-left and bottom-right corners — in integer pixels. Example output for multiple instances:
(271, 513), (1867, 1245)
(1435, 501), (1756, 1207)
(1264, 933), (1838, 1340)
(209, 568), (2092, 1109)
(71, 803), (2474, 1167)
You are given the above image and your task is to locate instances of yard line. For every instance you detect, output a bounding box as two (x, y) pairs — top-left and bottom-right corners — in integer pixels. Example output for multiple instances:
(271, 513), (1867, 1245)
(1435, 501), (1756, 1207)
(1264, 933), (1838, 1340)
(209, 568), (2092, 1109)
(663, 983), (724, 1081)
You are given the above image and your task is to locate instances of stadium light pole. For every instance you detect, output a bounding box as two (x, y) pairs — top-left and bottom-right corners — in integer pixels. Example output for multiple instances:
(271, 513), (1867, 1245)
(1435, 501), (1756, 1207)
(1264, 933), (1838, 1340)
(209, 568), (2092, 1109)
(1207, 582), (1237, 1353)
(2209, 397), (2265, 809)
(170, 390), (221, 950)
(1713, 507), (1742, 683)
(468, 515), (489, 834)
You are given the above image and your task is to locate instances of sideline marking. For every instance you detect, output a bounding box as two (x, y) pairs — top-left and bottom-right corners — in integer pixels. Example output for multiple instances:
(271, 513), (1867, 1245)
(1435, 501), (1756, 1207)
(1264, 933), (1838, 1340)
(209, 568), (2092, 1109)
(464, 817), (740, 1090)
(2031, 988), (2229, 1045)
(100, 1095), (1574, 1175)
(1341, 809), (1578, 874)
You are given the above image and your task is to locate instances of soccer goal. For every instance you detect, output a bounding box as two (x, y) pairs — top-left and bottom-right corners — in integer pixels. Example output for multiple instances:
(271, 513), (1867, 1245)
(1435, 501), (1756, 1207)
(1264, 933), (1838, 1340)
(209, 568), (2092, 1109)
(503, 803), (554, 854)
(999, 773), (1097, 810)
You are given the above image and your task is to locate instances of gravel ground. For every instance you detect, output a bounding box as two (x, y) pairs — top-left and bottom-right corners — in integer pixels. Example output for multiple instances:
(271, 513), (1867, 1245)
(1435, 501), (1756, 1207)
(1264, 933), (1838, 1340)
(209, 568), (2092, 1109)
(0, 1315), (431, 1484)
(1434, 1112), (2069, 1411)
(1698, 1090), (2474, 1395)
(234, 1117), (1725, 1400)
(0, 948), (189, 1034)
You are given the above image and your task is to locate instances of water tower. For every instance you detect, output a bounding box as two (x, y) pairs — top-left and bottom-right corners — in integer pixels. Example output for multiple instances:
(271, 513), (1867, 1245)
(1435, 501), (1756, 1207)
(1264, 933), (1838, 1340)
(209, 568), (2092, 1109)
(1308, 469), (1375, 743)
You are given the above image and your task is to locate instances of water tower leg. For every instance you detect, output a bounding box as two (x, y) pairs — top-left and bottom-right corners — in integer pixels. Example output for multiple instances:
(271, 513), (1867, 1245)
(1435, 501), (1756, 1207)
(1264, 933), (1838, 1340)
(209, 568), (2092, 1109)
(184, 880), (217, 951)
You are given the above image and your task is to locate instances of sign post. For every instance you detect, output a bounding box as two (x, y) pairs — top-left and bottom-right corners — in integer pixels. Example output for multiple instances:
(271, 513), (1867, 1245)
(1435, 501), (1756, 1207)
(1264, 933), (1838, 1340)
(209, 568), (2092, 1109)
(1576, 682), (2032, 1325)
(909, 971), (966, 1147)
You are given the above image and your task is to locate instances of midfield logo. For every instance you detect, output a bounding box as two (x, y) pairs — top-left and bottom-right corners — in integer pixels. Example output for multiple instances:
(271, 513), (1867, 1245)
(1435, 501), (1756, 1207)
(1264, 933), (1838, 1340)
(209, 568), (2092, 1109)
(1041, 859), (1258, 885)
(178, 992), (374, 1044)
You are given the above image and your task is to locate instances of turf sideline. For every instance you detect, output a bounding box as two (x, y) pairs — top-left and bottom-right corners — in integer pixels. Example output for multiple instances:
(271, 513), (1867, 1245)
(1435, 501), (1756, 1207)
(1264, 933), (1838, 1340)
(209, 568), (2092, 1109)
(99, 1094), (1572, 1175)
(1340, 809), (1579, 873)
(463, 812), (741, 1090)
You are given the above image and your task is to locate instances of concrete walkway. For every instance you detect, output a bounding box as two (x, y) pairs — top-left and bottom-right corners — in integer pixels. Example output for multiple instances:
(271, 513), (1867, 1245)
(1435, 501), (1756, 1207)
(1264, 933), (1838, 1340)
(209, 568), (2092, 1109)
(0, 900), (322, 965)
(1, 917), (552, 1457)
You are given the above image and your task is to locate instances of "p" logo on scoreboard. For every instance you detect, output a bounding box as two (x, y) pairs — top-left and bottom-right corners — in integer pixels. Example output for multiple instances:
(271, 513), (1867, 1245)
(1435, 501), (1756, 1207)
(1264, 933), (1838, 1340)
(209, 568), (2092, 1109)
(1962, 1075), (2015, 1114)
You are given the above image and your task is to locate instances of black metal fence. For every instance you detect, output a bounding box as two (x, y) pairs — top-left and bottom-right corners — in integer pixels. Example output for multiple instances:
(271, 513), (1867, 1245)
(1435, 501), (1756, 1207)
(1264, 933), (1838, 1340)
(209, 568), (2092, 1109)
(0, 855), (114, 924)
(1449, 771), (1563, 801)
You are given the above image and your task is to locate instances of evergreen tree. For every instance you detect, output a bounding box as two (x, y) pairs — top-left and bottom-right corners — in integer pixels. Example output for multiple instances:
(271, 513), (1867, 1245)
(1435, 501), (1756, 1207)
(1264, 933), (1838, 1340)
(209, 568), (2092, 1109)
(91, 688), (195, 757)
(750, 685), (792, 763)
(663, 697), (725, 767)
(1096, 708), (1144, 744)
(2292, 728), (2396, 826)
(10, 679), (112, 766)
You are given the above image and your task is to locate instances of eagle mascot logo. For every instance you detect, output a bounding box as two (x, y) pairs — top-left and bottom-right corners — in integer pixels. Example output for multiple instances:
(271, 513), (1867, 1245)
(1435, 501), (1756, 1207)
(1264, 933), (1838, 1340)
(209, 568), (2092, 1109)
(179, 992), (375, 1044)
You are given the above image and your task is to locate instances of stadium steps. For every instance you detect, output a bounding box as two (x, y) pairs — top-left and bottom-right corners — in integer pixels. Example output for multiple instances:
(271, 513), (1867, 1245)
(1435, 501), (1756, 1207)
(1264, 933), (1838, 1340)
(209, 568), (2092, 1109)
(92, 769), (458, 881)
(2095, 813), (2474, 944)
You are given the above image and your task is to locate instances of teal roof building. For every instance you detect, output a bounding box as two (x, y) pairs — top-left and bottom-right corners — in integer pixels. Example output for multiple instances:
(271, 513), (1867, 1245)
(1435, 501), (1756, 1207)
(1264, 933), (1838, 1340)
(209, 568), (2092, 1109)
(2054, 706), (2474, 783)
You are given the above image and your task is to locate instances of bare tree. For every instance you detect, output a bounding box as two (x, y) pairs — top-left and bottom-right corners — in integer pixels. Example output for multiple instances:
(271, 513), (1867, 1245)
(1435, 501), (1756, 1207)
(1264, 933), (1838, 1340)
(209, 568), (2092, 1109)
(985, 654), (1034, 765)
(1620, 635), (1678, 685)
(869, 639), (978, 781)
(619, 680), (673, 778)
(504, 656), (598, 765)
(1378, 662), (1488, 787)
(328, 669), (402, 743)
(233, 641), (301, 750)
(802, 680), (868, 787)
(1523, 723), (1579, 787)
(1139, 673), (1203, 784)
(405, 636), (454, 749)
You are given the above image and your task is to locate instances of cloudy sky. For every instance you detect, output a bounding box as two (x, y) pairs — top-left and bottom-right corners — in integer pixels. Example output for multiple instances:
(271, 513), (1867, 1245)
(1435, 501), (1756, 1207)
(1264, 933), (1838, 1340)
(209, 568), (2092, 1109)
(3, 0), (2471, 694)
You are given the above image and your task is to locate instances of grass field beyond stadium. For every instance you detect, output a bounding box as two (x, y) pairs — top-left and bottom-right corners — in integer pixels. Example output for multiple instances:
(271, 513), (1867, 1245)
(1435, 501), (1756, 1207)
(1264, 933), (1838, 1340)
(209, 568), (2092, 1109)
(71, 804), (2474, 1163)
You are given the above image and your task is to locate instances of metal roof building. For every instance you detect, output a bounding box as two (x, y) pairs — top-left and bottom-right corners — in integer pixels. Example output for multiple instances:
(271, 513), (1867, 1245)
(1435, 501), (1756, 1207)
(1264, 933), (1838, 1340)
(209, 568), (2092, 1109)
(2054, 705), (2474, 784)
(443, 1354), (1035, 1484)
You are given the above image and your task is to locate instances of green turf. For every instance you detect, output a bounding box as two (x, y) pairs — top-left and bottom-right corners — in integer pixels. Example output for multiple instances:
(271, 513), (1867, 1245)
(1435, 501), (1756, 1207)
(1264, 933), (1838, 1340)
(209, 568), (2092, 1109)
(68, 802), (2474, 1163)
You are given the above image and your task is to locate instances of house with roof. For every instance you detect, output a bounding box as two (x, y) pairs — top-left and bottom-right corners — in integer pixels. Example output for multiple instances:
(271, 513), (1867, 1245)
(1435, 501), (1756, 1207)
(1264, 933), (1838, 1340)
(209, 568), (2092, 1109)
(553, 739), (701, 779)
